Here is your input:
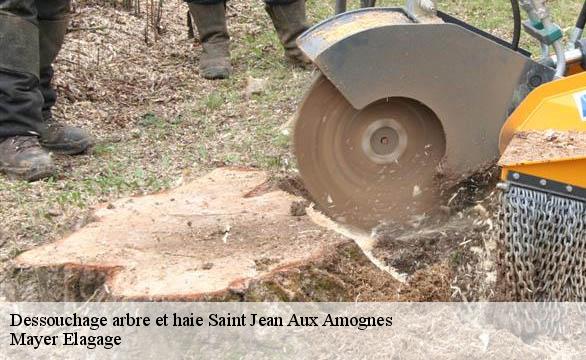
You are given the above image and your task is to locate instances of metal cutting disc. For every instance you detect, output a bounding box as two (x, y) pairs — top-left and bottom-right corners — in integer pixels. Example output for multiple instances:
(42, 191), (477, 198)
(294, 75), (446, 230)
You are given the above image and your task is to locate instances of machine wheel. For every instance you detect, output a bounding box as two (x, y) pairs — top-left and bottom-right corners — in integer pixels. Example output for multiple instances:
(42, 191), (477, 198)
(294, 75), (446, 229)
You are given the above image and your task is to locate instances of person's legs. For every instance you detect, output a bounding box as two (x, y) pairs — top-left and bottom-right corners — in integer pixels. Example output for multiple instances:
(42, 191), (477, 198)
(186, 0), (232, 80)
(264, 0), (311, 65)
(0, 0), (44, 138)
(0, 0), (55, 180)
(36, 0), (69, 121)
(35, 0), (94, 155)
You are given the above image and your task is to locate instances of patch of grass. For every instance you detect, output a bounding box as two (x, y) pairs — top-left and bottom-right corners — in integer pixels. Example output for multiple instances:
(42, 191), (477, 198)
(435, 0), (582, 54)
(55, 190), (85, 209)
(257, 154), (289, 170)
(450, 250), (463, 266)
(272, 132), (290, 149)
(203, 91), (224, 111)
(139, 112), (166, 128)
(87, 163), (171, 195)
(240, 31), (280, 68)
(220, 153), (239, 165)
(92, 143), (117, 157)
(197, 144), (209, 160)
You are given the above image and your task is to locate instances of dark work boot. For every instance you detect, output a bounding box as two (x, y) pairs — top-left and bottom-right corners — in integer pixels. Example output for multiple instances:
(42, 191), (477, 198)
(40, 122), (94, 155)
(265, 0), (311, 65)
(0, 136), (55, 181)
(188, 2), (232, 80)
(38, 17), (94, 154)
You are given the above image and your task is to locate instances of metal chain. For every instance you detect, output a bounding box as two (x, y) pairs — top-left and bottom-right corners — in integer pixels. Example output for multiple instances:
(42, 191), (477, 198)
(499, 185), (586, 302)
(498, 185), (586, 337)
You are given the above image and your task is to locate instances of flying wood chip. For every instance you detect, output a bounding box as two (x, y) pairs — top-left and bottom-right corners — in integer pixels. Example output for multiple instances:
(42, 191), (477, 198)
(15, 169), (345, 300)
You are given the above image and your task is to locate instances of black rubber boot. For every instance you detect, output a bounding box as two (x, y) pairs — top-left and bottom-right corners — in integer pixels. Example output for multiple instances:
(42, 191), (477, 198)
(265, 0), (311, 65)
(37, 16), (94, 154)
(188, 2), (232, 80)
(0, 136), (55, 181)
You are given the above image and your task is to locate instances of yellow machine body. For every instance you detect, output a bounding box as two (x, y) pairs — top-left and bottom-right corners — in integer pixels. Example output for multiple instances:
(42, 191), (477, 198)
(499, 71), (586, 189)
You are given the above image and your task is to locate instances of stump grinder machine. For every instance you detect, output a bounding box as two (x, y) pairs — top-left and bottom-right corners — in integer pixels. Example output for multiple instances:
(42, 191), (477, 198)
(293, 0), (586, 301)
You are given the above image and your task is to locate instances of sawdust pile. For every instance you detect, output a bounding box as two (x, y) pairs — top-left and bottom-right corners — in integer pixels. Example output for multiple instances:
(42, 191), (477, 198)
(307, 8), (443, 46)
(371, 197), (500, 301)
(311, 11), (413, 44)
(499, 130), (586, 165)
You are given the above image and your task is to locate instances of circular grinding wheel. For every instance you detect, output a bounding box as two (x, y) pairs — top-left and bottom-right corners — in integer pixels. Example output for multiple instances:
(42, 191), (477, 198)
(294, 75), (446, 230)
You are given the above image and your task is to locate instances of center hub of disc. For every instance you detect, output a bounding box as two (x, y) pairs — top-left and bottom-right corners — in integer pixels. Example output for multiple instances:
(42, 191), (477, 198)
(371, 127), (400, 155)
(361, 119), (408, 164)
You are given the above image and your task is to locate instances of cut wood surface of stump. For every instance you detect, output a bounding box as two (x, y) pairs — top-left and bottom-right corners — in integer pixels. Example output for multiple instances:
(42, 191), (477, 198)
(15, 169), (347, 300)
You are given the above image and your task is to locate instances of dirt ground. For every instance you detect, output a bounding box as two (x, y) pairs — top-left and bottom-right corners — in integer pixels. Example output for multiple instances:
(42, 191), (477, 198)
(0, 0), (582, 302)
